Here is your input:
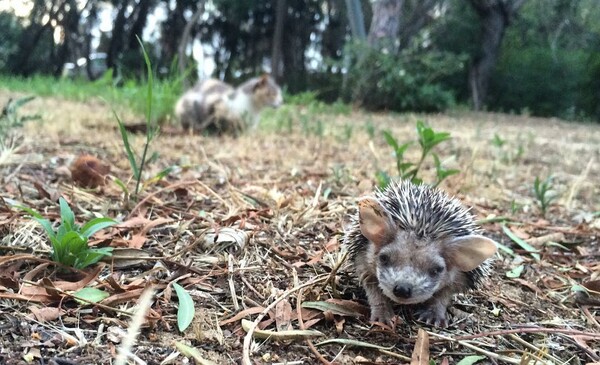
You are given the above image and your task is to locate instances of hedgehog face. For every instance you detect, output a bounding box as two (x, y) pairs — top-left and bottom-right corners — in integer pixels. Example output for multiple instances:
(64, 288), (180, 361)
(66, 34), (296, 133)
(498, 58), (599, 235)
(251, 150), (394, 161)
(375, 234), (449, 304)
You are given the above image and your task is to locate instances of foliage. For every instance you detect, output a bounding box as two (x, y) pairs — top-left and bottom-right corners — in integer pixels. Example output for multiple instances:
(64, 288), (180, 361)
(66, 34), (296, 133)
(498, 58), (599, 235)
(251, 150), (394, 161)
(18, 198), (116, 270)
(0, 11), (24, 73)
(533, 176), (557, 216)
(0, 96), (41, 149)
(490, 47), (588, 119)
(377, 121), (459, 188)
(344, 42), (466, 113)
(115, 38), (160, 198)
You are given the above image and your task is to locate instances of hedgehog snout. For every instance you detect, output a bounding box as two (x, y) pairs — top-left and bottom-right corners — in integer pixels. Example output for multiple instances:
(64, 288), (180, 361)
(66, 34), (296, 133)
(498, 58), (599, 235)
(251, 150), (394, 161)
(393, 284), (412, 299)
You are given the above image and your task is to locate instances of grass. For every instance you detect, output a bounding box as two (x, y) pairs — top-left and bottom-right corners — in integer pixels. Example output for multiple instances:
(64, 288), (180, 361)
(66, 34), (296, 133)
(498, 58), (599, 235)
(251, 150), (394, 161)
(0, 72), (181, 123)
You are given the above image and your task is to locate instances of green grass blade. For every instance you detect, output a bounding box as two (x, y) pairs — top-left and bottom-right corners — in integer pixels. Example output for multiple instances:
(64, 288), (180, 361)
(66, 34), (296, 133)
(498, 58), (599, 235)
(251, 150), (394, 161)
(136, 35), (154, 137)
(142, 165), (175, 189)
(501, 224), (541, 262)
(114, 110), (140, 180)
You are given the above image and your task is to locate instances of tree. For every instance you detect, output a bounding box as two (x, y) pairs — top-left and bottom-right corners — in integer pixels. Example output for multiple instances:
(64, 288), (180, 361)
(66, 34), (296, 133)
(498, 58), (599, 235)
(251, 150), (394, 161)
(271, 0), (287, 82)
(468, 0), (527, 110)
(178, 2), (204, 89)
(345, 0), (366, 40)
(367, 0), (403, 50)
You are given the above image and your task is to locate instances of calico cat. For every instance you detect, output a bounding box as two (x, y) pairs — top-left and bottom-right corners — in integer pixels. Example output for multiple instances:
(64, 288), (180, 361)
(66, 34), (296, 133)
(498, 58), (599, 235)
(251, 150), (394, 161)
(175, 74), (283, 134)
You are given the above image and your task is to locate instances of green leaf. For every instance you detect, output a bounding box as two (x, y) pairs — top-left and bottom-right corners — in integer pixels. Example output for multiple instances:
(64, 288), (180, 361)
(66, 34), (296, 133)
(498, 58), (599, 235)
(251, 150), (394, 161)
(74, 247), (113, 269)
(73, 287), (110, 304)
(80, 217), (117, 238)
(112, 177), (129, 195)
(33, 217), (56, 240)
(174, 341), (218, 365)
(505, 264), (525, 278)
(59, 197), (75, 231)
(15, 205), (56, 239)
(571, 284), (588, 294)
(173, 282), (195, 332)
(143, 165), (175, 188)
(115, 112), (140, 180)
(456, 355), (486, 365)
(375, 170), (390, 188)
(501, 224), (541, 262)
(382, 130), (399, 150)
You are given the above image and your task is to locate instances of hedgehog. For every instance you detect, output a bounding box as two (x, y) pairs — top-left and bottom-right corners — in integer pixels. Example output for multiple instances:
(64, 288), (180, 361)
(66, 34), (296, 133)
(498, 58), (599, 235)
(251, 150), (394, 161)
(344, 180), (497, 327)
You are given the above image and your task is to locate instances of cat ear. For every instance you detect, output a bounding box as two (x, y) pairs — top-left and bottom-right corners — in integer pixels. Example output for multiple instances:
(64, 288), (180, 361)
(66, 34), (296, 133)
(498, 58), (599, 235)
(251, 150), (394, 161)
(254, 75), (268, 90)
(445, 235), (497, 271)
(358, 197), (395, 248)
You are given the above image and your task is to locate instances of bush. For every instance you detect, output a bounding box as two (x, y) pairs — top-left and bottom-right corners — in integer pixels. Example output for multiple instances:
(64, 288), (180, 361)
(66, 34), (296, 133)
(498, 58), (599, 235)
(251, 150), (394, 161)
(343, 42), (466, 113)
(489, 47), (588, 119)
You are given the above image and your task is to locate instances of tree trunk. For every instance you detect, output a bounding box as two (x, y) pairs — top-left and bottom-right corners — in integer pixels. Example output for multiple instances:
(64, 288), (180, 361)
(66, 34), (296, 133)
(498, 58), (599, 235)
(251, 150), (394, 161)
(178, 2), (205, 89)
(345, 0), (366, 40)
(271, 0), (287, 82)
(367, 0), (404, 50)
(160, 1), (186, 69)
(106, 0), (129, 72)
(127, 0), (152, 50)
(11, 0), (68, 75)
(397, 0), (439, 48)
(468, 0), (527, 110)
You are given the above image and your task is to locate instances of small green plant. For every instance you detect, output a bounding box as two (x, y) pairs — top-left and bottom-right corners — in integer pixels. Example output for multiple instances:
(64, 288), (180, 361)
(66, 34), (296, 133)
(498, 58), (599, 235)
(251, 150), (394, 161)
(340, 124), (354, 141)
(18, 198), (116, 269)
(379, 120), (459, 187)
(533, 176), (557, 216)
(365, 119), (376, 139)
(491, 133), (505, 148)
(115, 37), (159, 198)
(490, 133), (525, 164)
(510, 199), (523, 215)
(0, 96), (41, 149)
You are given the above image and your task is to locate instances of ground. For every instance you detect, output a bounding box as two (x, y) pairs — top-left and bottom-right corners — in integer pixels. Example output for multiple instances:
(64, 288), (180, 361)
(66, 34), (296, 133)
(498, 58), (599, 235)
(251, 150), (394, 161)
(0, 90), (599, 365)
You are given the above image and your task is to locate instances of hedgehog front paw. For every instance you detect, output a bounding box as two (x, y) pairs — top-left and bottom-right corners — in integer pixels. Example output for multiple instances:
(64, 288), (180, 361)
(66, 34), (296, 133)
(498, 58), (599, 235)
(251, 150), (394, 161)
(415, 305), (449, 328)
(370, 303), (395, 325)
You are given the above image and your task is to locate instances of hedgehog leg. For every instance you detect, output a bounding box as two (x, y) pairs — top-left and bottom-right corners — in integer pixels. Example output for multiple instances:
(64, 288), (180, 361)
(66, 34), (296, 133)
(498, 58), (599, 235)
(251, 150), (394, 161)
(415, 289), (453, 327)
(363, 278), (395, 324)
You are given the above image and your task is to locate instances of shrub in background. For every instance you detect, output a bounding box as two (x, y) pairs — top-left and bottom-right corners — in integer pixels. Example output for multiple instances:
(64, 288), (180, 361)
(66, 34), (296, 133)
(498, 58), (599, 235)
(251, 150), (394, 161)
(343, 42), (466, 113)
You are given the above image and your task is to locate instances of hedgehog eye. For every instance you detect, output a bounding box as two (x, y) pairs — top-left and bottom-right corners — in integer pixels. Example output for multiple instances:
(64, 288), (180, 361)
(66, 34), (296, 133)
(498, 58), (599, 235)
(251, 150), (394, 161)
(379, 253), (390, 266)
(429, 265), (444, 276)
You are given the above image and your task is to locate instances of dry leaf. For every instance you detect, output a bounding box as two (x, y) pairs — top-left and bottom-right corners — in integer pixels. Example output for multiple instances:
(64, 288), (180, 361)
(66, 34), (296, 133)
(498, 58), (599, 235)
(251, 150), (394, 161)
(202, 227), (248, 252)
(411, 328), (429, 365)
(275, 298), (292, 332)
(28, 306), (62, 322)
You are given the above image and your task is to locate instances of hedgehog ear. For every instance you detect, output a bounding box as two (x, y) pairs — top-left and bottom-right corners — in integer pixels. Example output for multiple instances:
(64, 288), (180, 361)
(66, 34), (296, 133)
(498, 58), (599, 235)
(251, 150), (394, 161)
(358, 197), (395, 248)
(446, 235), (497, 272)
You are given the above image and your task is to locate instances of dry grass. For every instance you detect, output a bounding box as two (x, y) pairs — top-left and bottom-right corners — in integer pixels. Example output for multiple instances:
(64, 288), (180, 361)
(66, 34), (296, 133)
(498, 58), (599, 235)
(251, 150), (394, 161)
(0, 89), (599, 364)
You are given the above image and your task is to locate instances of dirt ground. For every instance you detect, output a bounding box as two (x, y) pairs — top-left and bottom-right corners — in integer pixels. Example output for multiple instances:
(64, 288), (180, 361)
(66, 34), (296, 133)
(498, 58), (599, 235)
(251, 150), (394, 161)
(0, 89), (599, 365)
